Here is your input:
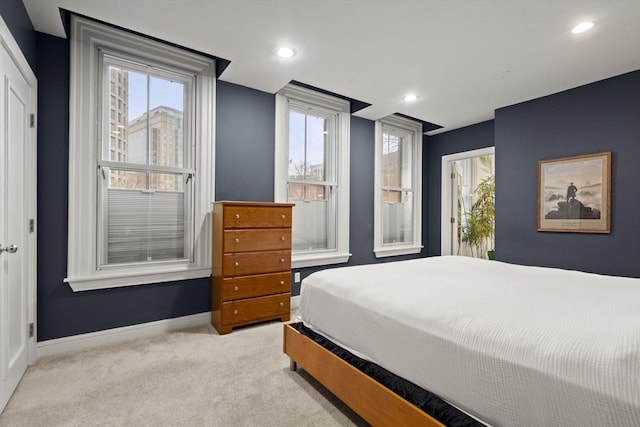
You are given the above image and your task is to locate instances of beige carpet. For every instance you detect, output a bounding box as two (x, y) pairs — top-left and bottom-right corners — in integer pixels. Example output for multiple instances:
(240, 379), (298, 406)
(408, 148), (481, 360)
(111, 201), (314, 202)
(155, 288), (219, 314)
(0, 314), (367, 427)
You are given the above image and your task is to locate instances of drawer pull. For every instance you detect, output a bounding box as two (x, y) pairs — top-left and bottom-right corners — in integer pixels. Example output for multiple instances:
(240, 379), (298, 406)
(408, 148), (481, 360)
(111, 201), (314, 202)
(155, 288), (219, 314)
(235, 214), (240, 219)
(234, 262), (240, 267)
(280, 280), (284, 285)
(234, 238), (240, 243)
(280, 236), (285, 241)
(280, 258), (285, 263)
(281, 214), (286, 219)
(279, 302), (284, 307)
(234, 286), (239, 291)
(233, 309), (238, 315)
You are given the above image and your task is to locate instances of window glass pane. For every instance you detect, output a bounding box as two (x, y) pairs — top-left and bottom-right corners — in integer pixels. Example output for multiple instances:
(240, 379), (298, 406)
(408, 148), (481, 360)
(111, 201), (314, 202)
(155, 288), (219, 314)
(383, 189), (401, 204)
(288, 184), (326, 201)
(382, 132), (401, 187)
(401, 134), (413, 188)
(107, 66), (186, 168)
(292, 201), (331, 251)
(288, 110), (306, 179)
(109, 169), (147, 189)
(305, 115), (325, 181)
(288, 110), (326, 181)
(149, 76), (185, 168)
(126, 70), (149, 164)
(150, 172), (184, 192)
(383, 191), (414, 245)
(108, 66), (139, 163)
(304, 184), (326, 201)
(288, 182), (304, 200)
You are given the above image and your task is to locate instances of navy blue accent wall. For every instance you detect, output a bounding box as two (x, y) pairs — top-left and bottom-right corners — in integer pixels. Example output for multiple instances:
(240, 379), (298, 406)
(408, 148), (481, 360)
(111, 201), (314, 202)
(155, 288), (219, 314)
(347, 117), (376, 266)
(425, 120), (495, 256)
(215, 81), (275, 202)
(35, 33), (210, 341)
(495, 71), (640, 277)
(0, 0), (36, 70)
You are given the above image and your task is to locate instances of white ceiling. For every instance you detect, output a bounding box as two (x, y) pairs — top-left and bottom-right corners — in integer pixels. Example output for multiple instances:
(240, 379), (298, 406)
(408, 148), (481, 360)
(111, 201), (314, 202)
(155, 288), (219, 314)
(22, 0), (640, 135)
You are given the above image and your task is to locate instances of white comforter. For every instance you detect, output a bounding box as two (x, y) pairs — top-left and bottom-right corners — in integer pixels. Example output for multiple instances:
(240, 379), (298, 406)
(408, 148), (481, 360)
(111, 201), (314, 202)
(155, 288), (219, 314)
(300, 256), (640, 427)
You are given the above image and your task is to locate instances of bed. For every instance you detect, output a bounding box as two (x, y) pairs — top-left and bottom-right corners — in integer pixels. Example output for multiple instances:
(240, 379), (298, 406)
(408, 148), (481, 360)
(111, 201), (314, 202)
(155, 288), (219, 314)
(283, 256), (640, 426)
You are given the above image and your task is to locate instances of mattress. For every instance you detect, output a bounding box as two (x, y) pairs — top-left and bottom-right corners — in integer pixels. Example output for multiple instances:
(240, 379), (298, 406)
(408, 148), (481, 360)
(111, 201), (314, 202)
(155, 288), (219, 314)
(299, 256), (640, 427)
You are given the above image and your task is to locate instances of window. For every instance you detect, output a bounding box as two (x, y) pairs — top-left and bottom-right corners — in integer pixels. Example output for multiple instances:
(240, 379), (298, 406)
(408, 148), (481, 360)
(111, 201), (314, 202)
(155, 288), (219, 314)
(374, 115), (423, 257)
(275, 85), (350, 268)
(65, 16), (215, 291)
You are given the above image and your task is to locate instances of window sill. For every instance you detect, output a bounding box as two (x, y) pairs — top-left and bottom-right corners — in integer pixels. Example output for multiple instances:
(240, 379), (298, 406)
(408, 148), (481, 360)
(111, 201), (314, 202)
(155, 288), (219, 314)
(374, 245), (423, 258)
(292, 251), (352, 269)
(64, 266), (212, 292)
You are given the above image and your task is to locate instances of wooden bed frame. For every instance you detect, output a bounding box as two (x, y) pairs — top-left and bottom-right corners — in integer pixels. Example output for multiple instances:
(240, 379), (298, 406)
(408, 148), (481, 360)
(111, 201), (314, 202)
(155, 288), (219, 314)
(283, 322), (445, 427)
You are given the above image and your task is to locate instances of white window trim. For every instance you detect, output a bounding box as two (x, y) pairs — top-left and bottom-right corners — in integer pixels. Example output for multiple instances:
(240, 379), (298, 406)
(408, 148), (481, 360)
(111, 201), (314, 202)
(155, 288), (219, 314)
(374, 115), (423, 258)
(65, 16), (215, 291)
(275, 84), (351, 268)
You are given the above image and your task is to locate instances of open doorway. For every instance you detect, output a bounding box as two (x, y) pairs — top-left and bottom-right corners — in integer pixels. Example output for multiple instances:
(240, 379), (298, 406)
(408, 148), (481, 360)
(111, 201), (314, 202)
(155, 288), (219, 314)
(441, 147), (495, 258)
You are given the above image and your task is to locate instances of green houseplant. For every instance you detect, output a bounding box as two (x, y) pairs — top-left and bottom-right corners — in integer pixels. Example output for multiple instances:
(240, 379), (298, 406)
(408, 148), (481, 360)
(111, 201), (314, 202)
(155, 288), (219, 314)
(461, 174), (495, 259)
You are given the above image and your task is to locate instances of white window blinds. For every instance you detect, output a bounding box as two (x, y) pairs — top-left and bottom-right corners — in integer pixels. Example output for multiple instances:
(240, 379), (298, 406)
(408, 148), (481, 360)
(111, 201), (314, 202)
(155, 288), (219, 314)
(106, 187), (187, 264)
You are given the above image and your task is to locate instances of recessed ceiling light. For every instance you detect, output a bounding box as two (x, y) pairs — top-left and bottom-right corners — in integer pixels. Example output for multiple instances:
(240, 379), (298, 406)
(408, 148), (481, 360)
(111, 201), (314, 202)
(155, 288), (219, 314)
(572, 21), (594, 34)
(404, 93), (418, 102)
(277, 47), (296, 58)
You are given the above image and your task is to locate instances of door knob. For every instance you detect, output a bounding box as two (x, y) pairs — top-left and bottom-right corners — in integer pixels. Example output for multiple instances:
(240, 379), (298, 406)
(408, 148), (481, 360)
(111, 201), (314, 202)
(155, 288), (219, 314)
(0, 244), (18, 254)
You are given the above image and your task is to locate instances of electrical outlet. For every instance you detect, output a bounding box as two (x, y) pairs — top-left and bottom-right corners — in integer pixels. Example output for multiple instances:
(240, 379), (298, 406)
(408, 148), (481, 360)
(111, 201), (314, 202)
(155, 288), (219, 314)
(294, 272), (301, 283)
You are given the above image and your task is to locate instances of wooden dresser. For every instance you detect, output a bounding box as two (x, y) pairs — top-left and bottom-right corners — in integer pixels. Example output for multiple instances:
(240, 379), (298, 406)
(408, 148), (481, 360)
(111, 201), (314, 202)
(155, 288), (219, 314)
(211, 201), (294, 335)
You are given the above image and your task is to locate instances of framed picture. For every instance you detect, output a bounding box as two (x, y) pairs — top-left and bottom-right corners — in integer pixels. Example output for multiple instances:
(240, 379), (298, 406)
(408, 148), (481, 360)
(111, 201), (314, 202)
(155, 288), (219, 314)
(537, 151), (611, 233)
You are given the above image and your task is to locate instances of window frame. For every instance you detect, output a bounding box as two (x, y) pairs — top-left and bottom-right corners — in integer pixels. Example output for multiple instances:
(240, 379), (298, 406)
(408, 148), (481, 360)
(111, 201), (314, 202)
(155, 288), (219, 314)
(65, 16), (215, 291)
(374, 115), (423, 258)
(97, 53), (195, 269)
(275, 85), (351, 268)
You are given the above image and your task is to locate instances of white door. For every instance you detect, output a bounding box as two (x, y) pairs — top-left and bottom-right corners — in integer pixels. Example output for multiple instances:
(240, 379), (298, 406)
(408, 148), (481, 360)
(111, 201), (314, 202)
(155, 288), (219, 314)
(0, 36), (32, 413)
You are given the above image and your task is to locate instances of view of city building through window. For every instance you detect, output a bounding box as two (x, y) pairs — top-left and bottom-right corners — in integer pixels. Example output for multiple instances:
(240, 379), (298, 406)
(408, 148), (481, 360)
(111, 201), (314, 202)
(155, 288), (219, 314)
(107, 67), (185, 191)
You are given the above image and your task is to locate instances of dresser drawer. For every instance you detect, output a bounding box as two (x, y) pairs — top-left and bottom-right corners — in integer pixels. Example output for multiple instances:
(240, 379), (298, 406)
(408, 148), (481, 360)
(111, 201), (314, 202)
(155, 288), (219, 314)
(221, 272), (290, 301)
(221, 293), (290, 325)
(223, 250), (291, 276)
(224, 206), (292, 229)
(223, 229), (292, 253)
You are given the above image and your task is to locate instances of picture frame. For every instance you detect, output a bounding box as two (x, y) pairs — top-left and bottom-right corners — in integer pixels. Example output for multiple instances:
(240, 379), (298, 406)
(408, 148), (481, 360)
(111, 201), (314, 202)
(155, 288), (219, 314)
(537, 151), (611, 233)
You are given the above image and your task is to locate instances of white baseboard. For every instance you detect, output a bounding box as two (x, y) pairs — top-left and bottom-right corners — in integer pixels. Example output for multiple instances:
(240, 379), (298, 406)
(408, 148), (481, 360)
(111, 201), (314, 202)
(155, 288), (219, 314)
(37, 295), (301, 358)
(37, 312), (212, 358)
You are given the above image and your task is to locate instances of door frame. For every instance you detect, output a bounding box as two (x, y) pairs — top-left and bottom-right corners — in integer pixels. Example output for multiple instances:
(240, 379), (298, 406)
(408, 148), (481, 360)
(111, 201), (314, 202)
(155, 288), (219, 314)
(441, 146), (494, 256)
(0, 15), (38, 365)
